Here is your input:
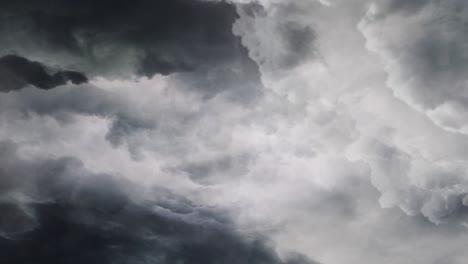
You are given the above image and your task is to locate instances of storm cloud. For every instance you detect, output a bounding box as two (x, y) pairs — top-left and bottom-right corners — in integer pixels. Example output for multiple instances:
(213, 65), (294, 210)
(0, 54), (87, 92)
(0, 141), (320, 264)
(0, 0), (250, 77)
(4, 0), (468, 264)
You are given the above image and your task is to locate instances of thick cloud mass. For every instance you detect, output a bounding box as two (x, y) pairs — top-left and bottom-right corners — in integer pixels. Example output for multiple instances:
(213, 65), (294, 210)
(0, 0), (249, 78)
(0, 141), (319, 264)
(5, 0), (468, 263)
(360, 0), (468, 134)
(356, 0), (468, 227)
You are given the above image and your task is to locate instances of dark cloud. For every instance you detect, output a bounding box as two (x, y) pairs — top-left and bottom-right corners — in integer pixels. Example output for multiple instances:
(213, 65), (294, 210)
(279, 21), (316, 68)
(0, 0), (263, 156)
(0, 0), (252, 78)
(0, 54), (87, 92)
(0, 0), (264, 107)
(0, 141), (320, 264)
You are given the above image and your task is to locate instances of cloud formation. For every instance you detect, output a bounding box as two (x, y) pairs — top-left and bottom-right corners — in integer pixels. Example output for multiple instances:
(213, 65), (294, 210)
(356, 0), (468, 226)
(0, 54), (87, 92)
(4, 0), (468, 263)
(0, 0), (250, 79)
(0, 141), (320, 264)
(360, 0), (468, 134)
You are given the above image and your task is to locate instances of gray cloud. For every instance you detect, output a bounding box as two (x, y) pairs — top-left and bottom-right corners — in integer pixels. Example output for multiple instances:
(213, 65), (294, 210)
(351, 137), (468, 224)
(177, 154), (251, 185)
(279, 21), (316, 68)
(360, 0), (468, 134)
(0, 140), (320, 264)
(0, 84), (154, 149)
(356, 0), (468, 225)
(233, 1), (319, 75)
(5, 0), (468, 263)
(0, 54), (87, 92)
(0, 0), (254, 78)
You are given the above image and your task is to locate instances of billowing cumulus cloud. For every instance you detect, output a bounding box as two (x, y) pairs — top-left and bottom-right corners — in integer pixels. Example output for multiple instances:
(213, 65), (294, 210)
(356, 0), (468, 226)
(359, 0), (468, 134)
(234, 2), (317, 73)
(4, 0), (468, 263)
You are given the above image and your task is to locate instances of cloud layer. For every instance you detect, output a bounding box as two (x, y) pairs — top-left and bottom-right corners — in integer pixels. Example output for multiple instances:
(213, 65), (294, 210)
(0, 0), (250, 78)
(0, 141), (319, 264)
(2, 0), (468, 264)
